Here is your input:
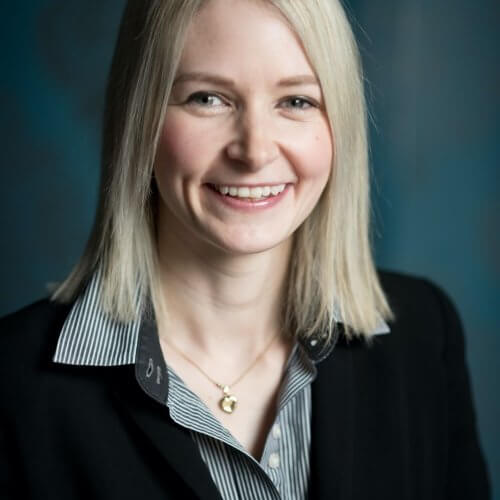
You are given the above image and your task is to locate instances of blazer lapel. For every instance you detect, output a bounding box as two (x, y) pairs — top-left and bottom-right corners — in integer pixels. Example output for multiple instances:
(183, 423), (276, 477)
(309, 340), (355, 500)
(110, 366), (223, 500)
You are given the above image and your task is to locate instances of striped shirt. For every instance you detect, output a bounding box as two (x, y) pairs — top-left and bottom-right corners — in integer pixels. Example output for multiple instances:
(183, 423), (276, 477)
(53, 269), (390, 499)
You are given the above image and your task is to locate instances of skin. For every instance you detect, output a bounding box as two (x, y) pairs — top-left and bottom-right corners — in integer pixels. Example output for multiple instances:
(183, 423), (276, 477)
(153, 0), (333, 458)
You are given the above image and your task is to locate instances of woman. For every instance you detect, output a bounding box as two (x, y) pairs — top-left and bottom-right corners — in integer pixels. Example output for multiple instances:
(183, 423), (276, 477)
(0, 0), (490, 498)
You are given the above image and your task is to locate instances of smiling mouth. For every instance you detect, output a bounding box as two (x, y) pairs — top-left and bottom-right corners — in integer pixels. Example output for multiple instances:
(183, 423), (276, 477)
(208, 183), (286, 200)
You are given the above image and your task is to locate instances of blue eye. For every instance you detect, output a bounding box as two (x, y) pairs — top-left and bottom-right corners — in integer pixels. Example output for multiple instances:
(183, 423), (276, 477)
(184, 92), (318, 113)
(186, 92), (225, 107)
(281, 97), (316, 110)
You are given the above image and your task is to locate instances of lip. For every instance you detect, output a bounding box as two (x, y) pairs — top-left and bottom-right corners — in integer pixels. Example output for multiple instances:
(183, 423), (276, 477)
(207, 182), (289, 188)
(205, 183), (291, 211)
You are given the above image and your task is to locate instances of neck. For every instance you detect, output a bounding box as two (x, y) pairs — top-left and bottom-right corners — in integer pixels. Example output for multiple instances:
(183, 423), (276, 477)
(155, 221), (292, 356)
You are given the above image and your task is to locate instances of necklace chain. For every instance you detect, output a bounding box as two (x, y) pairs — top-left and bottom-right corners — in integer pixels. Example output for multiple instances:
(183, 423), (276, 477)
(162, 330), (281, 390)
(161, 330), (281, 413)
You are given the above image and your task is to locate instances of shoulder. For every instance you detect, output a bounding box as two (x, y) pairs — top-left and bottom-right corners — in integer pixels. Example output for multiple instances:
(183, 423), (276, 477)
(0, 299), (73, 392)
(366, 269), (466, 359)
(378, 268), (461, 331)
(0, 298), (72, 350)
(333, 270), (469, 417)
(379, 268), (456, 314)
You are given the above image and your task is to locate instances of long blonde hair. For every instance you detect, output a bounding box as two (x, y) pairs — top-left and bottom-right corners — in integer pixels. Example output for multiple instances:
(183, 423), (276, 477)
(52, 0), (393, 340)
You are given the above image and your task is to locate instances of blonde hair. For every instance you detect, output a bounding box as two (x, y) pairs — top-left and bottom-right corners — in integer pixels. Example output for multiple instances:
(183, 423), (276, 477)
(52, 0), (393, 340)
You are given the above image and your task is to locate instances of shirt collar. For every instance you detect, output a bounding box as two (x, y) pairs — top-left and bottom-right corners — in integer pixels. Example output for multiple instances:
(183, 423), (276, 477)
(53, 268), (390, 368)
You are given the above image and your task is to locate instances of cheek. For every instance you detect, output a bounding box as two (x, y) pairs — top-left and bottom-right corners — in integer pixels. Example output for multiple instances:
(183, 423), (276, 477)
(314, 131), (333, 177)
(155, 112), (218, 180)
(291, 124), (333, 184)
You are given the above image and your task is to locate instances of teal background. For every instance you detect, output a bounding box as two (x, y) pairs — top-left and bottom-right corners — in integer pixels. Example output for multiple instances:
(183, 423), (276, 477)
(1, 0), (498, 496)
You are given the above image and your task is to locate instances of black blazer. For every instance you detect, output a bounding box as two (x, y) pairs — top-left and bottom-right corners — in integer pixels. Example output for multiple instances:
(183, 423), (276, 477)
(0, 271), (491, 499)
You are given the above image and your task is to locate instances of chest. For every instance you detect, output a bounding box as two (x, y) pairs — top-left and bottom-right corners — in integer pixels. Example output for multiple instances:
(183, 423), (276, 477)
(160, 339), (293, 459)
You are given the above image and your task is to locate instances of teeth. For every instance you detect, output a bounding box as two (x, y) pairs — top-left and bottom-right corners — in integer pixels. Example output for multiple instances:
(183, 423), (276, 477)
(249, 187), (262, 198)
(213, 184), (286, 199)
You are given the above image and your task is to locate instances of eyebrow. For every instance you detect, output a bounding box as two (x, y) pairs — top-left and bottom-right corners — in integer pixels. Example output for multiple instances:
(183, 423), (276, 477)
(173, 71), (319, 88)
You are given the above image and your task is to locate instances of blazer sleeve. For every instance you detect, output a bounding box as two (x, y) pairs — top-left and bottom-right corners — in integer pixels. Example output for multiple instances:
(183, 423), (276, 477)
(426, 280), (491, 499)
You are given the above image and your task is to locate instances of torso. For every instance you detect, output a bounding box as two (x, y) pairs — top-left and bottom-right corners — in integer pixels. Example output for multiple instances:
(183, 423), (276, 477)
(158, 335), (294, 460)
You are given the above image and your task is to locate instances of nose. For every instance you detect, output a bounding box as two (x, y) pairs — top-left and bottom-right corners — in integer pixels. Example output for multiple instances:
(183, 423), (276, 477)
(225, 107), (280, 170)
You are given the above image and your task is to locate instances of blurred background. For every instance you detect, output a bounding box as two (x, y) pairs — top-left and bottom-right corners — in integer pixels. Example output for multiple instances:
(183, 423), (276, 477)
(0, 0), (498, 496)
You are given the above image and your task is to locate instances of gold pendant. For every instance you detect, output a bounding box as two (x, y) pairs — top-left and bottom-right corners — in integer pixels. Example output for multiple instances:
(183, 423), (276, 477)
(219, 385), (238, 414)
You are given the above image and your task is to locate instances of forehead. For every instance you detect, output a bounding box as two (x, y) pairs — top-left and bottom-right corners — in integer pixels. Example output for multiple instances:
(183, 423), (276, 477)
(177, 0), (317, 82)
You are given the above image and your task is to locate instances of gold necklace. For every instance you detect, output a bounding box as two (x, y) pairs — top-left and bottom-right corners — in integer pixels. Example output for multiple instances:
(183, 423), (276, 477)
(162, 331), (281, 414)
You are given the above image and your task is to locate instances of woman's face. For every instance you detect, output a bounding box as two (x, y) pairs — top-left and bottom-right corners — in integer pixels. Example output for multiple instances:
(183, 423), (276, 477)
(154, 0), (333, 256)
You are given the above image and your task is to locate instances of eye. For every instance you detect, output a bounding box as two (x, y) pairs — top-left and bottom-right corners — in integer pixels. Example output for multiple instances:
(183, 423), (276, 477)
(185, 92), (227, 108)
(280, 96), (317, 111)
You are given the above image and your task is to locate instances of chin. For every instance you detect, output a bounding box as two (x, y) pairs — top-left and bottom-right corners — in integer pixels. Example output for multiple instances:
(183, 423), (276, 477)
(211, 232), (291, 257)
